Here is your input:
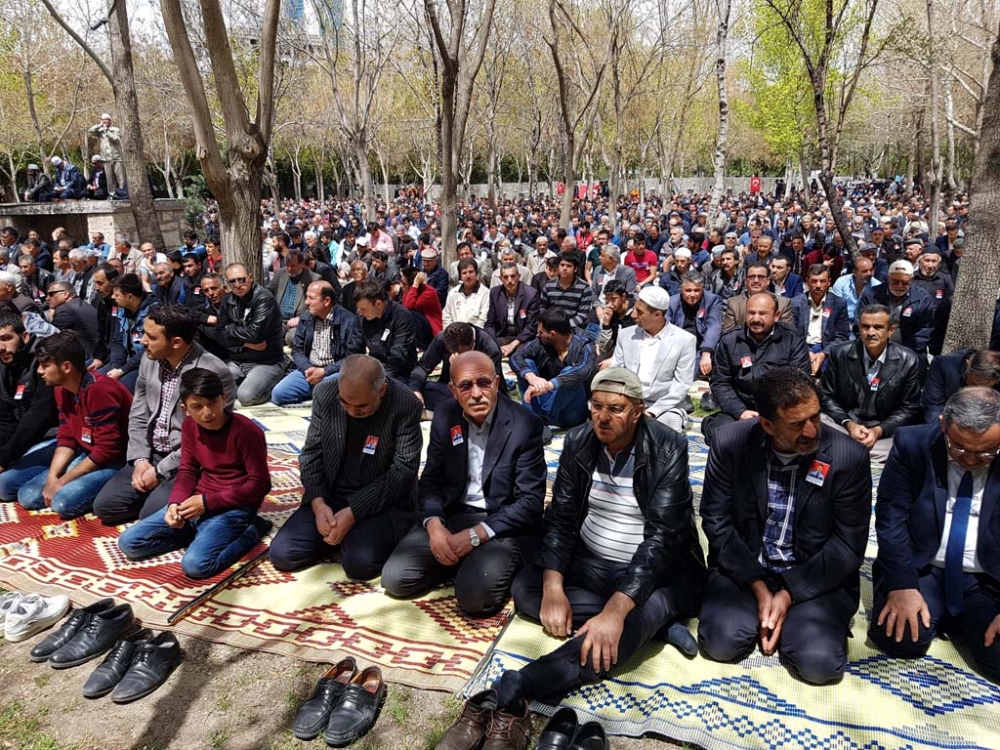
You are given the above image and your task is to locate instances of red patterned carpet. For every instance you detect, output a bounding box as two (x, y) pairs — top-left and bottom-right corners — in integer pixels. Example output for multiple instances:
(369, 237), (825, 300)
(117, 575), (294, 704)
(0, 450), (511, 691)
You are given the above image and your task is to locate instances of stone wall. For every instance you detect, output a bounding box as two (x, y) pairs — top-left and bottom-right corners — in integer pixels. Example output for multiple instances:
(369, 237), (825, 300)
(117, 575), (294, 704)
(0, 200), (187, 248)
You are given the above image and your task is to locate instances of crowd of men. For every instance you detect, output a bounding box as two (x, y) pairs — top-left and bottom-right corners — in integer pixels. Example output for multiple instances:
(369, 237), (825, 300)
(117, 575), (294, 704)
(3, 182), (1000, 749)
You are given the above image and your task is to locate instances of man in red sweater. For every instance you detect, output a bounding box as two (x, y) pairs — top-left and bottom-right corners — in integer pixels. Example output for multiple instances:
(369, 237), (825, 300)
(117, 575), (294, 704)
(15, 332), (131, 518)
(118, 368), (272, 579)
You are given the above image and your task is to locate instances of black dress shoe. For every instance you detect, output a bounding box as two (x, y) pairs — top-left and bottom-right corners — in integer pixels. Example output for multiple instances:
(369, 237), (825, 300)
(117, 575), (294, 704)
(29, 598), (116, 663)
(699, 392), (717, 412)
(82, 629), (151, 699)
(292, 658), (357, 740)
(323, 665), (386, 748)
(111, 631), (183, 704)
(569, 722), (608, 750)
(534, 707), (577, 750)
(48, 603), (137, 669)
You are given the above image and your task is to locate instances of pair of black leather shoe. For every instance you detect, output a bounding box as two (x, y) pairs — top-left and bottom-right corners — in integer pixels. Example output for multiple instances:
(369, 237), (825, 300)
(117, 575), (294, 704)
(83, 630), (183, 703)
(293, 658), (386, 747)
(30, 598), (139, 669)
(534, 707), (609, 750)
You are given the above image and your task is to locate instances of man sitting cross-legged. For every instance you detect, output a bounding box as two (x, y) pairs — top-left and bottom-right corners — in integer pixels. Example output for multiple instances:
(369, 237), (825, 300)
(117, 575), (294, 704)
(15, 332), (132, 518)
(382, 352), (545, 617)
(268, 355), (423, 580)
(117, 368), (272, 579)
(93, 304), (235, 525)
(439, 368), (706, 747)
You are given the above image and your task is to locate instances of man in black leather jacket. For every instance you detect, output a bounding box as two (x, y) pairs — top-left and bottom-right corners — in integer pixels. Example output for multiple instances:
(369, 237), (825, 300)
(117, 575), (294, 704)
(820, 304), (924, 463)
(216, 264), (286, 406)
(439, 368), (705, 742)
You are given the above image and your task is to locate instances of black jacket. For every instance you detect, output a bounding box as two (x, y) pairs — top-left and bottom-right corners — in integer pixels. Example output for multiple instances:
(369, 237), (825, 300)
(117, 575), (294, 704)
(485, 283), (539, 345)
(701, 418), (871, 604)
(410, 326), (503, 392)
(710, 323), (810, 417)
(921, 348), (985, 423)
(0, 336), (57, 467)
(91, 295), (116, 365)
(217, 284), (285, 365)
(858, 283), (936, 356)
(345, 299), (416, 380)
(51, 297), (100, 359)
(536, 417), (706, 607)
(820, 340), (924, 437)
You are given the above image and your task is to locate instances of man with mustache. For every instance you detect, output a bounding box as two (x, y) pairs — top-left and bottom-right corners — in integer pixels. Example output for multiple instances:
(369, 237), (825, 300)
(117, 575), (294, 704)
(699, 367), (871, 685)
(819, 304), (924, 463)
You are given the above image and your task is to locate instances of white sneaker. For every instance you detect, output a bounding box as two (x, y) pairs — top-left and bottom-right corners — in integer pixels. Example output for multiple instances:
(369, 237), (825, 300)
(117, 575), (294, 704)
(4, 594), (71, 642)
(0, 592), (23, 629)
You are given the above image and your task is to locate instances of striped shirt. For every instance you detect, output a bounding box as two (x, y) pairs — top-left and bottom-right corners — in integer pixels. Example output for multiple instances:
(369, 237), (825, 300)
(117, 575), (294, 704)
(581, 446), (644, 563)
(542, 277), (593, 329)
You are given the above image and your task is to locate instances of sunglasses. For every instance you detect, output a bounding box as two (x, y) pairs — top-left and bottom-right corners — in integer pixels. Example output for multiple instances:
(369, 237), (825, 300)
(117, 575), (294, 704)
(226, 277), (249, 286)
(453, 377), (495, 393)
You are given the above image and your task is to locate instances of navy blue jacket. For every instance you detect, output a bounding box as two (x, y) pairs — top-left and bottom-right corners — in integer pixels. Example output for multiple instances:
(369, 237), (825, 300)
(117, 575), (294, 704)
(789, 293), (851, 353)
(769, 273), (804, 299)
(875, 423), (1000, 591)
(667, 290), (724, 354)
(858, 283), (936, 356)
(418, 395), (545, 538)
(291, 306), (357, 376)
(921, 348), (988, 423)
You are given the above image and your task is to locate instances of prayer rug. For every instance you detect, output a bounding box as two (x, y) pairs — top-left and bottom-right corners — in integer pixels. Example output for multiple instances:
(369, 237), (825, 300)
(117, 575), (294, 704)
(0, 405), (506, 691)
(465, 423), (1000, 749)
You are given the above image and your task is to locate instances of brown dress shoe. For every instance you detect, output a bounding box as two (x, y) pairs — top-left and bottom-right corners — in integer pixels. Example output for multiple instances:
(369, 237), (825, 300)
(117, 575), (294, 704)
(437, 690), (496, 750)
(482, 701), (533, 750)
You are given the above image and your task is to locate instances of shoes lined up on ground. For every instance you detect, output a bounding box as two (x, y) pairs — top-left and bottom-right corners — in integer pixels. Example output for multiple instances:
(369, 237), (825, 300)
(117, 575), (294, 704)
(1, 592), (70, 642)
(436, 689), (533, 750)
(533, 707), (609, 750)
(47, 601), (138, 669)
(293, 657), (387, 747)
(84, 630), (183, 703)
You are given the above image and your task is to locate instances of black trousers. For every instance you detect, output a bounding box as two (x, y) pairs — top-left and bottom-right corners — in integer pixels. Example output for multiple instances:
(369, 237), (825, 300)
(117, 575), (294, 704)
(868, 565), (1000, 683)
(697, 570), (855, 685)
(699, 412), (736, 446)
(381, 508), (534, 616)
(92, 462), (175, 526)
(509, 548), (701, 705)
(268, 501), (412, 581)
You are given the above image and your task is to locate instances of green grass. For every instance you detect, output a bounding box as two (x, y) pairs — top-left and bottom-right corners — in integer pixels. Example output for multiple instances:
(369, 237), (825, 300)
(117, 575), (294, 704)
(206, 728), (230, 750)
(386, 689), (410, 727)
(0, 702), (80, 750)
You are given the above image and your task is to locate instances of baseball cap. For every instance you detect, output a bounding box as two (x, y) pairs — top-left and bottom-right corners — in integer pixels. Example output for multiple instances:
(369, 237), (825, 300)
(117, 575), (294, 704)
(888, 260), (915, 275)
(637, 286), (670, 311)
(591, 368), (644, 401)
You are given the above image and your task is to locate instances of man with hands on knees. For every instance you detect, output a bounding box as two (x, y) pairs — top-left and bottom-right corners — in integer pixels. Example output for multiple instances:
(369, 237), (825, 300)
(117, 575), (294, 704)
(870, 387), (1000, 683)
(437, 368), (705, 749)
(382, 351), (545, 616)
(268, 355), (422, 580)
(698, 367), (871, 684)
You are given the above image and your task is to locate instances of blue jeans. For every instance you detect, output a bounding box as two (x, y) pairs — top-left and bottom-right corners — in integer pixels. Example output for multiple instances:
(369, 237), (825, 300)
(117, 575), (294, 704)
(118, 506), (262, 579)
(0, 439), (58, 502)
(516, 364), (589, 428)
(18, 453), (124, 519)
(271, 370), (338, 406)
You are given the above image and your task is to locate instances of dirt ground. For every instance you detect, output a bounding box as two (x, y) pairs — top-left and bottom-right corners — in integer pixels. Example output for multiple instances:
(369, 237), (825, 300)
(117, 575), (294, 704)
(0, 631), (692, 750)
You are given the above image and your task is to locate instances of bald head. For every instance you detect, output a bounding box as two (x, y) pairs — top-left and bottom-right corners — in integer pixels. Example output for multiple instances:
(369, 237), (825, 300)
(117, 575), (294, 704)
(449, 351), (499, 425)
(450, 351), (496, 381)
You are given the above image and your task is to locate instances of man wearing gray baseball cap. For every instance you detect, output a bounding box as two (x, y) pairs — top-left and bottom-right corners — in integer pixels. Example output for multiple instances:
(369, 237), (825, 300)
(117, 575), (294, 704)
(437, 367), (706, 744)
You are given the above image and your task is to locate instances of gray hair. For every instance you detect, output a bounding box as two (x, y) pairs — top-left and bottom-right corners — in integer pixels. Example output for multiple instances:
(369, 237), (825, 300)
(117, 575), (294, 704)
(339, 354), (386, 394)
(563, 235), (577, 249)
(0, 271), (15, 287)
(601, 244), (621, 262)
(303, 231), (317, 241)
(942, 387), (1000, 432)
(69, 248), (87, 261)
(968, 351), (1000, 385)
(681, 270), (705, 287)
(114, 233), (129, 246)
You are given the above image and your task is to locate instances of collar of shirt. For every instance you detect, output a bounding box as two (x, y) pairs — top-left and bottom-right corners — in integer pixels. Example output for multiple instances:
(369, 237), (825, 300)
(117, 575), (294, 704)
(599, 443), (635, 476)
(808, 294), (827, 311)
(863, 345), (889, 371)
(641, 323), (670, 342)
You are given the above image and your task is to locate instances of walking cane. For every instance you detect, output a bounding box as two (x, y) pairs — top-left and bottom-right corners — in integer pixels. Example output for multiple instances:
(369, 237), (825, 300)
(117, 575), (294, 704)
(168, 547), (270, 625)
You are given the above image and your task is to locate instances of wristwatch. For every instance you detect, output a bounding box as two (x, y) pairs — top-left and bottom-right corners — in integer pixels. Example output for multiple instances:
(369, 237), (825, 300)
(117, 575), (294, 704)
(469, 528), (481, 548)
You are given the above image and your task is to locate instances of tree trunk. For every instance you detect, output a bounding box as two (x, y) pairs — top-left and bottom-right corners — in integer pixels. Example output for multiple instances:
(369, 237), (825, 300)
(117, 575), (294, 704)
(709, 0), (731, 224)
(943, 22), (1000, 351)
(219, 168), (264, 274)
(355, 137), (375, 223)
(906, 110), (920, 193)
(107, 0), (166, 251)
(926, 0), (942, 224)
(315, 150), (325, 203)
(439, 76), (459, 268)
(943, 75), (958, 198)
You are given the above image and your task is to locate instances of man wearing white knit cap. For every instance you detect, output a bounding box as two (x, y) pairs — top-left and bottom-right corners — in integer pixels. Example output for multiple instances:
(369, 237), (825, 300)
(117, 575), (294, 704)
(88, 113), (124, 192)
(612, 285), (696, 433)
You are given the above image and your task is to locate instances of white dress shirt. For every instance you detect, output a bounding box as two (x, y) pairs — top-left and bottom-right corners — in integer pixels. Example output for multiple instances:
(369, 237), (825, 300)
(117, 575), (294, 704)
(932, 462), (988, 573)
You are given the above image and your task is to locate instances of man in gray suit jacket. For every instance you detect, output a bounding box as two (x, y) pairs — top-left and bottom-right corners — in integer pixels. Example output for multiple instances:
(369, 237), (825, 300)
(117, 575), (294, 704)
(93, 304), (235, 525)
(613, 286), (696, 433)
(266, 249), (320, 346)
(269, 355), (423, 580)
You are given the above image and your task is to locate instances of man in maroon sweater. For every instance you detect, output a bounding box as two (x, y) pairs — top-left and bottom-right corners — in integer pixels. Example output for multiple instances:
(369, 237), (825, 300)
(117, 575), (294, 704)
(117, 368), (272, 579)
(15, 332), (131, 518)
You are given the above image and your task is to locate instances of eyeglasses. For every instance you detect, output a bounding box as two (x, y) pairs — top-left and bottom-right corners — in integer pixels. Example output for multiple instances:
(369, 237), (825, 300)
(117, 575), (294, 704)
(46, 289), (67, 298)
(453, 377), (495, 393)
(945, 434), (1000, 461)
(226, 277), (248, 287)
(590, 401), (633, 417)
